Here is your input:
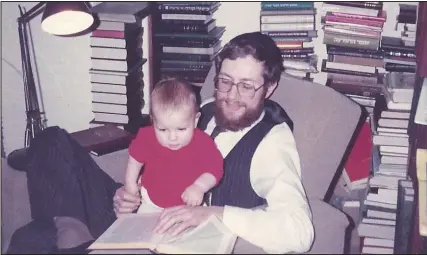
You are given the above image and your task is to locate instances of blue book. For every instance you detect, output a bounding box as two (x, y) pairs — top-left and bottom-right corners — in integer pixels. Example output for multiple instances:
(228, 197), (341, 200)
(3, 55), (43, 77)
(261, 1), (314, 10)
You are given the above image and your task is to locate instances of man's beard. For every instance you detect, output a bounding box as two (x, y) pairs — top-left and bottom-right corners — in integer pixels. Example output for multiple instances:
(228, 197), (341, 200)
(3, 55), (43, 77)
(214, 92), (265, 131)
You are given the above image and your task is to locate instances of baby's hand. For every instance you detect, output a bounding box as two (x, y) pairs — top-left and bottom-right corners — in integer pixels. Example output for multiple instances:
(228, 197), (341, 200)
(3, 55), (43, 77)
(125, 183), (140, 197)
(181, 184), (204, 206)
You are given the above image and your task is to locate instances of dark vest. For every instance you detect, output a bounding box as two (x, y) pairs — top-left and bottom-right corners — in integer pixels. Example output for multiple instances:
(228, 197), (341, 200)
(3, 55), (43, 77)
(198, 99), (293, 209)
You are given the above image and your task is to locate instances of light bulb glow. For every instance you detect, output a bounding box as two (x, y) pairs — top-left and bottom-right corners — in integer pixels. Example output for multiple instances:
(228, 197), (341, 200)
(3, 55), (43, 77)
(41, 10), (93, 35)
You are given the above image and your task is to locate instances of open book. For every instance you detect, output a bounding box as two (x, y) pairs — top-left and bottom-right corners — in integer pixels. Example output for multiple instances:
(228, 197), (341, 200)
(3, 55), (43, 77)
(88, 212), (237, 254)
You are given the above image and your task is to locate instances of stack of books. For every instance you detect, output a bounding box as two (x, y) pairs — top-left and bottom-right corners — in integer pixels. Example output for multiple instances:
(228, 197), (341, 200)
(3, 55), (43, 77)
(89, 2), (150, 132)
(380, 4), (418, 114)
(260, 1), (318, 81)
(153, 2), (225, 87)
(357, 178), (414, 254)
(320, 2), (386, 114)
(396, 4), (418, 48)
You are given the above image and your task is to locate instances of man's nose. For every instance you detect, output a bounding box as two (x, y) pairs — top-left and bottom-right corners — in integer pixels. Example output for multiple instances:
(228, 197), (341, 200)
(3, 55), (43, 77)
(226, 84), (240, 100)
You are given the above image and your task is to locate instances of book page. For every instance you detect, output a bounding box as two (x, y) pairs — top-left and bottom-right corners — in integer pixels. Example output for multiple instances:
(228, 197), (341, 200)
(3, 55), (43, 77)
(157, 215), (237, 254)
(88, 213), (164, 250)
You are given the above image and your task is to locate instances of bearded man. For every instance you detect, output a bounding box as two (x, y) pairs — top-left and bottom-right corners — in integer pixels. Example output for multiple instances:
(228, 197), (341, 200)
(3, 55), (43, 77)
(7, 32), (314, 254)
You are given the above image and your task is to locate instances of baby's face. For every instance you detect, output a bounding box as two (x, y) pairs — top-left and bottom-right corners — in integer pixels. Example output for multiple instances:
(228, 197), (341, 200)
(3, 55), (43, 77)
(152, 108), (200, 151)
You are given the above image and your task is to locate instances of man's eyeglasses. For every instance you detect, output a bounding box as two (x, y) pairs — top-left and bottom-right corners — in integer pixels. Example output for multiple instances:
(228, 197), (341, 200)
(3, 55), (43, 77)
(214, 77), (264, 98)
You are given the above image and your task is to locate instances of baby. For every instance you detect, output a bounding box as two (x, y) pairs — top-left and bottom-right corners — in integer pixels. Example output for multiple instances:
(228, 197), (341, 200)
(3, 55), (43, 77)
(125, 78), (223, 213)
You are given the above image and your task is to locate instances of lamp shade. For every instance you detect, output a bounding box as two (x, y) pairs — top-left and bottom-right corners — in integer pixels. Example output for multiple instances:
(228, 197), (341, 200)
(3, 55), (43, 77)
(41, 2), (94, 35)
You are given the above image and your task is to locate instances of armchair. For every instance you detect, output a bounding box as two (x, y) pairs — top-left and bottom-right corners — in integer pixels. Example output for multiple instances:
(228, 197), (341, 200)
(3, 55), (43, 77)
(199, 67), (363, 253)
(1, 67), (362, 254)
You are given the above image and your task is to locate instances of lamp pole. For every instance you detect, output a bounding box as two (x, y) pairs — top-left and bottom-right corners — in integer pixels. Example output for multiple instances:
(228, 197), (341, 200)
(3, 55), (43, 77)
(7, 2), (94, 171)
(17, 3), (48, 148)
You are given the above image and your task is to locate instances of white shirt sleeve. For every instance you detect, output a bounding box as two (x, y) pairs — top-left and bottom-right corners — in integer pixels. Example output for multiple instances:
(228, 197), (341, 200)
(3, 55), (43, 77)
(221, 123), (314, 254)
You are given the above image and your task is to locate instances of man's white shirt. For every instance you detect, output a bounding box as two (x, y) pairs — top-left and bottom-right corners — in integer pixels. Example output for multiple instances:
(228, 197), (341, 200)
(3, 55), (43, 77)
(201, 98), (314, 254)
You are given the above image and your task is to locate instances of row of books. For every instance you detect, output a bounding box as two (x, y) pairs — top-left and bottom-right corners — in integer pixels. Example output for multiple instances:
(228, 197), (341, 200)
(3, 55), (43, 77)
(357, 5), (418, 253)
(321, 2), (419, 254)
(152, 1), (225, 87)
(88, 2), (150, 133)
(260, 1), (318, 81)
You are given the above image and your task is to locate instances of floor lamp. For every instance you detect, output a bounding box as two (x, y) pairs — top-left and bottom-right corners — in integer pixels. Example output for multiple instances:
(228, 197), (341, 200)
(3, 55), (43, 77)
(7, 2), (94, 171)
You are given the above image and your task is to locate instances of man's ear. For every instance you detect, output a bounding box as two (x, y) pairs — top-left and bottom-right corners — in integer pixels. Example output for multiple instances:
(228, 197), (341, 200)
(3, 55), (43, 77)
(195, 112), (201, 126)
(265, 82), (278, 99)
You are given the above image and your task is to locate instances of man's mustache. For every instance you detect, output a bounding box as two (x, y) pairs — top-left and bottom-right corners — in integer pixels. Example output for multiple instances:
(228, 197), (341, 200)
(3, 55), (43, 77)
(219, 99), (246, 107)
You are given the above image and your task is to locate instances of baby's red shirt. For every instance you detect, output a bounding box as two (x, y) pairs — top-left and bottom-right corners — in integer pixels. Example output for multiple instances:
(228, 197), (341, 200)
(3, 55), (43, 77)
(128, 126), (223, 208)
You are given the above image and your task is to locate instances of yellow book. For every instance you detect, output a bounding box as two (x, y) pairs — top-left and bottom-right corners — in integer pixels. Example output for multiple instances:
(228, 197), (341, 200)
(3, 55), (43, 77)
(416, 149), (427, 237)
(88, 212), (237, 254)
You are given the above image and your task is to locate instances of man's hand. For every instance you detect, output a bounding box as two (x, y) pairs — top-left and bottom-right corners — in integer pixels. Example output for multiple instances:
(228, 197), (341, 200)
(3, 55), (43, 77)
(125, 182), (140, 197)
(181, 184), (204, 206)
(113, 186), (141, 217)
(153, 205), (224, 236)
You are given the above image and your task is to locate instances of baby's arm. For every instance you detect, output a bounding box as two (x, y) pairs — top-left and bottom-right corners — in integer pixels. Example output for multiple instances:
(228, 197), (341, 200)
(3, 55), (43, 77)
(181, 173), (217, 206)
(125, 155), (144, 195)
(193, 173), (217, 192)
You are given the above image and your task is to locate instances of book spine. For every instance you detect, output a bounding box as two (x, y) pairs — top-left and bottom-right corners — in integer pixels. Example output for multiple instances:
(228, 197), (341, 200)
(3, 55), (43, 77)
(159, 19), (208, 25)
(260, 9), (315, 16)
(282, 53), (309, 59)
(327, 72), (379, 85)
(273, 37), (312, 43)
(384, 63), (416, 73)
(92, 30), (125, 39)
(263, 30), (316, 37)
(161, 62), (211, 70)
(260, 14), (315, 24)
(161, 13), (211, 20)
(160, 53), (212, 62)
(323, 33), (379, 50)
(280, 47), (314, 54)
(323, 25), (381, 39)
(325, 14), (384, 28)
(161, 72), (206, 83)
(331, 1), (383, 10)
(158, 4), (215, 12)
(329, 55), (384, 67)
(261, 23), (314, 32)
(321, 60), (378, 77)
(327, 80), (383, 97)
(261, 2), (313, 10)
(327, 49), (384, 59)
(157, 23), (212, 33)
(384, 50), (416, 59)
(157, 39), (216, 48)
(328, 11), (386, 22)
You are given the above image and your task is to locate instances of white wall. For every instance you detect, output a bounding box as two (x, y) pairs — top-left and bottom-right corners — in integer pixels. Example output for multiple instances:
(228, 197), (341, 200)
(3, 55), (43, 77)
(2, 2), (93, 154)
(0, 1), (415, 155)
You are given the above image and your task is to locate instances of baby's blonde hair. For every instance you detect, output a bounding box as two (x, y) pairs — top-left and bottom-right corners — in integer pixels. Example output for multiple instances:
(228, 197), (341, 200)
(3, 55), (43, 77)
(150, 78), (199, 119)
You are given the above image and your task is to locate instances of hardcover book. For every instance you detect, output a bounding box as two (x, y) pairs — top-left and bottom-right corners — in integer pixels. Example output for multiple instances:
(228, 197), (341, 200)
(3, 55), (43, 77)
(91, 2), (151, 23)
(70, 125), (135, 155)
(88, 213), (237, 254)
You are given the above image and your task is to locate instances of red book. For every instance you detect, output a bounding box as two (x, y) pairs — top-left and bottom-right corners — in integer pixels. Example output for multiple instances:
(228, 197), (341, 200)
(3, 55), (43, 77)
(330, 11), (386, 22)
(326, 13), (384, 28)
(342, 119), (373, 190)
(92, 30), (125, 39)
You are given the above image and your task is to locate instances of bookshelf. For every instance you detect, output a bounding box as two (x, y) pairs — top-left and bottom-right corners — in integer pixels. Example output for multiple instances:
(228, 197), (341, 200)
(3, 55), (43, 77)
(88, 2), (153, 134)
(150, 2), (225, 94)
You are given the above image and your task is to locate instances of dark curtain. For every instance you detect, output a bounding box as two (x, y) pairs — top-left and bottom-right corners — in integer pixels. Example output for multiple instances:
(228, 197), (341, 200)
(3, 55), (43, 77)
(416, 2), (427, 77)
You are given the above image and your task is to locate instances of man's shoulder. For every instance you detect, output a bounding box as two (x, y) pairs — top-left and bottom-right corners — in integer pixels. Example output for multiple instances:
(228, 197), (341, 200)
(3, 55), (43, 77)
(200, 97), (215, 108)
(262, 122), (295, 145)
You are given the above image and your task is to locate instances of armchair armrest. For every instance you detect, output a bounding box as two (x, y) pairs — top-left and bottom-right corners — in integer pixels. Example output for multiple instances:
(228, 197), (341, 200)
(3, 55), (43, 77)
(306, 198), (350, 254)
